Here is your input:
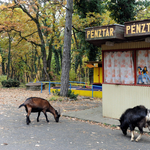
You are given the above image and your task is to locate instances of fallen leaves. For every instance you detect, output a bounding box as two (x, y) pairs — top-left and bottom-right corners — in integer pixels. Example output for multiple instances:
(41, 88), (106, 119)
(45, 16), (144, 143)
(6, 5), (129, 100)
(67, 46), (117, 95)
(35, 144), (40, 147)
(1, 143), (8, 145)
(0, 88), (101, 113)
(0, 88), (52, 106)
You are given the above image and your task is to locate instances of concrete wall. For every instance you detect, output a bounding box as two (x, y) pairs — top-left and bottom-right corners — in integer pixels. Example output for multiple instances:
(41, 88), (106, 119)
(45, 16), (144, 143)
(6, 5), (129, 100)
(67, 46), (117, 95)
(102, 84), (150, 119)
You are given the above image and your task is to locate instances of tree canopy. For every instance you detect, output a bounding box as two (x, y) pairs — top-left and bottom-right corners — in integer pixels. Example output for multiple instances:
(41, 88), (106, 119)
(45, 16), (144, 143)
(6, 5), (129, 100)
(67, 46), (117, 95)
(107, 0), (150, 24)
(0, 0), (149, 86)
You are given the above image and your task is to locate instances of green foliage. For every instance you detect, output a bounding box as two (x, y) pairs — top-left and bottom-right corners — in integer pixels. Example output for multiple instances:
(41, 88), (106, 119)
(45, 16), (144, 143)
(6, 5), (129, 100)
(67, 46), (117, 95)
(67, 90), (78, 100)
(107, 0), (150, 24)
(137, 3), (150, 20)
(1, 79), (20, 87)
(69, 70), (77, 81)
(52, 89), (78, 100)
(54, 70), (77, 81)
(0, 75), (7, 83)
(49, 96), (58, 101)
(52, 89), (60, 96)
(73, 0), (104, 83)
(74, 0), (105, 18)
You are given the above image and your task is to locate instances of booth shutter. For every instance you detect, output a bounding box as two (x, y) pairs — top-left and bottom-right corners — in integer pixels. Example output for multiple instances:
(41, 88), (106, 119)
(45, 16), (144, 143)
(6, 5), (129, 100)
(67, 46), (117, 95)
(94, 67), (102, 83)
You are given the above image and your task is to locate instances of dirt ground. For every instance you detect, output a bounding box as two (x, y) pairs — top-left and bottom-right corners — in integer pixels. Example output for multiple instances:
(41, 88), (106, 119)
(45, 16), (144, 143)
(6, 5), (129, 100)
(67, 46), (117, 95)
(0, 87), (102, 113)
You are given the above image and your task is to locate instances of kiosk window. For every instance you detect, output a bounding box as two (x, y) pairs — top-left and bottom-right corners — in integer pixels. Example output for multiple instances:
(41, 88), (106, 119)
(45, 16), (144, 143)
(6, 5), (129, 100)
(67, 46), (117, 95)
(104, 51), (134, 84)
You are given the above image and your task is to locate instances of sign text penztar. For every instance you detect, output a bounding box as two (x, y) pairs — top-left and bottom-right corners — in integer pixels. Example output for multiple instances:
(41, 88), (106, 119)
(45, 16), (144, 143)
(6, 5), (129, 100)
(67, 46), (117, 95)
(86, 27), (114, 39)
(125, 20), (150, 37)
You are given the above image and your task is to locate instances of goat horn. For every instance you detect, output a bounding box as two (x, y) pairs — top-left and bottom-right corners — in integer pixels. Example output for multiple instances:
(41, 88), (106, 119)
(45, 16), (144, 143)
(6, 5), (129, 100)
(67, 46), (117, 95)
(58, 108), (61, 115)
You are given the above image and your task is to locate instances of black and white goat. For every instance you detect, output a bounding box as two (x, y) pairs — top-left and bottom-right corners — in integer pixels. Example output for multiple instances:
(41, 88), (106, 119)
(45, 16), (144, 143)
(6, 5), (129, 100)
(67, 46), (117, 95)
(119, 105), (150, 142)
(19, 97), (61, 125)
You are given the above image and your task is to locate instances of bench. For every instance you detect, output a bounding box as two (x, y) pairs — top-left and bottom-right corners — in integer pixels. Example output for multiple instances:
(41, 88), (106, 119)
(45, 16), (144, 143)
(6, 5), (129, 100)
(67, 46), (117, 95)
(26, 82), (45, 91)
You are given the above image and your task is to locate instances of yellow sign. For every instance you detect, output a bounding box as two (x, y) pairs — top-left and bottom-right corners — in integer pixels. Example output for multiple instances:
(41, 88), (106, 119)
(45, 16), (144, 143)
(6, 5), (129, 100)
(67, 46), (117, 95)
(86, 27), (114, 39)
(125, 22), (150, 35)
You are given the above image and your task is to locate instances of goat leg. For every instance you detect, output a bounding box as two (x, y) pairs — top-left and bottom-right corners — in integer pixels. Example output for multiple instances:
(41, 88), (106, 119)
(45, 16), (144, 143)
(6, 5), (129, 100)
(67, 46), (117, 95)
(26, 106), (32, 125)
(130, 131), (134, 141)
(135, 133), (142, 142)
(43, 111), (49, 122)
(26, 115), (31, 125)
(135, 127), (143, 142)
(37, 112), (41, 122)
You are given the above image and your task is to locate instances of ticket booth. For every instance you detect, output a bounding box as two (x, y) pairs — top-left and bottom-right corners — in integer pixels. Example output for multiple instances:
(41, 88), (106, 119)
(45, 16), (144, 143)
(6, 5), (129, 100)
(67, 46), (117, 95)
(85, 19), (150, 119)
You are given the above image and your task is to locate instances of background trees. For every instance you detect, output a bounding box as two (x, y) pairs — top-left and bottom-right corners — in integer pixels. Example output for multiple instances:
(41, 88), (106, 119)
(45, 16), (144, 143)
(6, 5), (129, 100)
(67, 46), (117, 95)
(107, 0), (150, 24)
(0, 0), (149, 90)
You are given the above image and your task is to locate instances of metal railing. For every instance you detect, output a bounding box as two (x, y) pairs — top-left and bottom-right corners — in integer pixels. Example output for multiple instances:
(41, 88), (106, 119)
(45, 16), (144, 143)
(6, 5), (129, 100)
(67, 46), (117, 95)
(38, 81), (102, 98)
(92, 85), (102, 98)
(40, 81), (71, 94)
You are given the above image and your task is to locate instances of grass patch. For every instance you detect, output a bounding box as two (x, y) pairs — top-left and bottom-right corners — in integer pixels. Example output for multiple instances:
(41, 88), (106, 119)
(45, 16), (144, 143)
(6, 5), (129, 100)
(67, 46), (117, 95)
(111, 125), (117, 128)
(49, 96), (60, 101)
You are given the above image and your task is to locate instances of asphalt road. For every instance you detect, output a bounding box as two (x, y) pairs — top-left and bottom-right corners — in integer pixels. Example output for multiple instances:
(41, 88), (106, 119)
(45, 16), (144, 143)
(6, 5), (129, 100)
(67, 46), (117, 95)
(0, 105), (150, 150)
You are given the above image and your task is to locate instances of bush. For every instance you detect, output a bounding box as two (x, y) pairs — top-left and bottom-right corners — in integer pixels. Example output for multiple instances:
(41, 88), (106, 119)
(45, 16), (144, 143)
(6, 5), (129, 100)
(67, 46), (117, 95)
(1, 79), (20, 87)
(52, 89), (78, 100)
(67, 90), (78, 100)
(52, 89), (60, 96)
(0, 75), (7, 82)
(49, 96), (58, 101)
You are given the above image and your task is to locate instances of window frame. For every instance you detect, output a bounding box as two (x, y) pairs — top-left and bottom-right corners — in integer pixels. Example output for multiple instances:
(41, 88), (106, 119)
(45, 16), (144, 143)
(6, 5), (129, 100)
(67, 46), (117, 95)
(102, 47), (150, 86)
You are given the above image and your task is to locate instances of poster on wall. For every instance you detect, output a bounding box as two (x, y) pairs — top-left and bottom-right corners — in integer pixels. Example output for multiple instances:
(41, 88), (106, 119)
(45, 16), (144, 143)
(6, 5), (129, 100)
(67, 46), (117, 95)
(137, 50), (150, 84)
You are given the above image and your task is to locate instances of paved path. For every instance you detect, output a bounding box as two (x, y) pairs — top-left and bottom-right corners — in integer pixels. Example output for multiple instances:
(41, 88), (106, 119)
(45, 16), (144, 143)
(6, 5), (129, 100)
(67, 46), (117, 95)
(1, 104), (150, 150)
(62, 103), (150, 133)
(63, 105), (119, 126)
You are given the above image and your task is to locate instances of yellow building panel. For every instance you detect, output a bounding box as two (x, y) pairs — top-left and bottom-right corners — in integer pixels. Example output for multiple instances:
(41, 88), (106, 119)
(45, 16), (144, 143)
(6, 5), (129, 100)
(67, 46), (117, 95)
(51, 89), (102, 98)
(94, 68), (99, 83)
(93, 67), (103, 84)
(100, 67), (103, 83)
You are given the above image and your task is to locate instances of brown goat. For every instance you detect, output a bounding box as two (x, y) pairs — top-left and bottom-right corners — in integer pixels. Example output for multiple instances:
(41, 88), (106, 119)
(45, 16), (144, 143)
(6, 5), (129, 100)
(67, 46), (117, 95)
(19, 97), (60, 125)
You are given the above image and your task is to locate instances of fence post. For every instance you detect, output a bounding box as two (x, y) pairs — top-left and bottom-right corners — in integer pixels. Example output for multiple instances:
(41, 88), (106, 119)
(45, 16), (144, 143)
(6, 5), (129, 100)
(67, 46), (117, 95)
(92, 85), (93, 98)
(41, 82), (43, 93)
(49, 81), (51, 94)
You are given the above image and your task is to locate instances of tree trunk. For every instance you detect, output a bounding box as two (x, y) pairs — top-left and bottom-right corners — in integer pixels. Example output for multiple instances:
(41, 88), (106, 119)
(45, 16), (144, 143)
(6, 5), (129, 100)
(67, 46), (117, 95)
(2, 59), (5, 75)
(7, 33), (11, 79)
(60, 0), (73, 96)
(47, 37), (53, 72)
(47, 13), (55, 72)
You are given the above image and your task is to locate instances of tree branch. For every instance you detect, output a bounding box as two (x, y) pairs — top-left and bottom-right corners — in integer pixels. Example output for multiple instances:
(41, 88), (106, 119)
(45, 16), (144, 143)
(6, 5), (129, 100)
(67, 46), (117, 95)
(13, 0), (38, 23)
(72, 25), (85, 33)
(13, 29), (41, 47)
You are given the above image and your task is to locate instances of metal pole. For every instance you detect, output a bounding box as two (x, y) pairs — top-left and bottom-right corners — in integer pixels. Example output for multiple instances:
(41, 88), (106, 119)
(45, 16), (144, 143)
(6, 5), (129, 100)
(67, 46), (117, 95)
(92, 85), (93, 98)
(41, 82), (43, 93)
(49, 81), (51, 94)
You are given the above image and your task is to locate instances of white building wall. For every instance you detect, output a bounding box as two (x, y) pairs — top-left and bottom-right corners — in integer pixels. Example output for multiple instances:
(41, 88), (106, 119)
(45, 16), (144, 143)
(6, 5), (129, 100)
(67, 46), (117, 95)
(102, 84), (150, 119)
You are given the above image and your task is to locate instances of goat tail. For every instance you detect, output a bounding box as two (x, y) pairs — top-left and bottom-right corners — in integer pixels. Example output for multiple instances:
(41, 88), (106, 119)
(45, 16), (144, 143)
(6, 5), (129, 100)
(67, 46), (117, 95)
(18, 104), (25, 109)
